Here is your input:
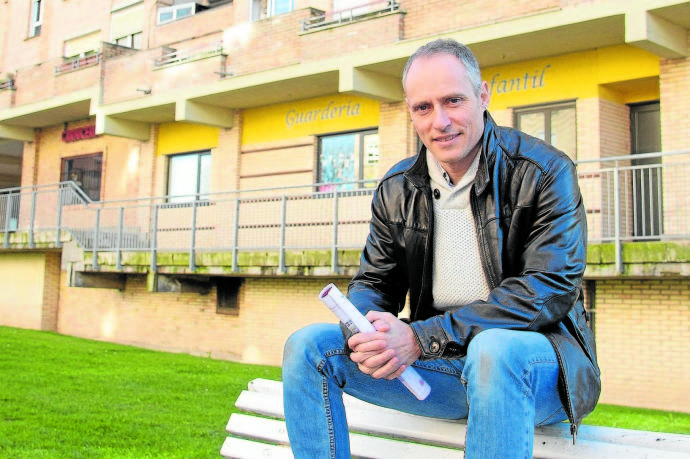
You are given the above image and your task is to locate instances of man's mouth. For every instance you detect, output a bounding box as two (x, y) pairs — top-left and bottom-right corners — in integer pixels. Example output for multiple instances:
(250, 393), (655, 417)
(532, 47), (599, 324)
(434, 133), (460, 143)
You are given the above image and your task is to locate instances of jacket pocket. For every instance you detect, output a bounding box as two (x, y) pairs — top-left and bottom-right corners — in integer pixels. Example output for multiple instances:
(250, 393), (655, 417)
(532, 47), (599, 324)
(566, 306), (600, 374)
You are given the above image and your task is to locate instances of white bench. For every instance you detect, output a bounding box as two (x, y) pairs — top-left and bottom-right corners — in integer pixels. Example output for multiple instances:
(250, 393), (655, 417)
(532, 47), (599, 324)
(221, 378), (690, 459)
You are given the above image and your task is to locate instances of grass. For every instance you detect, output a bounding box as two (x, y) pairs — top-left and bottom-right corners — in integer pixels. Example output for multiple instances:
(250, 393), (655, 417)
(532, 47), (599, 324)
(0, 326), (281, 459)
(1, 326), (688, 458)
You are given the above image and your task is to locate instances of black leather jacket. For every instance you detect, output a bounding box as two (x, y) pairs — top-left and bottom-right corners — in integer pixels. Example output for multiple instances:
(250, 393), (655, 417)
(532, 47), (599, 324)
(347, 112), (601, 437)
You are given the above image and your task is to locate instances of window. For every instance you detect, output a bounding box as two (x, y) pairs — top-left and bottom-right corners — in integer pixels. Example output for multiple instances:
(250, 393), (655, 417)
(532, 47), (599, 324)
(62, 153), (103, 201)
(251, 0), (292, 20)
(157, 2), (207, 25)
(270, 0), (293, 15)
(168, 151), (211, 203)
(216, 277), (243, 315)
(250, 0), (265, 20)
(29, 0), (44, 37)
(317, 129), (379, 191)
(515, 102), (576, 160)
(115, 32), (143, 49)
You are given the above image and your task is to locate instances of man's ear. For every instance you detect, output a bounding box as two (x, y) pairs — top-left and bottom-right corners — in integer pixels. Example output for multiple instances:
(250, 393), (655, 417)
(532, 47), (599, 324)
(480, 81), (490, 109)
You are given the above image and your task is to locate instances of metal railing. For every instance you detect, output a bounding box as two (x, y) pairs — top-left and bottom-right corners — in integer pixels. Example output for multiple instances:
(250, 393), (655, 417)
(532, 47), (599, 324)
(301, 0), (400, 32)
(154, 42), (223, 67)
(0, 79), (15, 91)
(54, 53), (102, 75)
(1, 150), (689, 274)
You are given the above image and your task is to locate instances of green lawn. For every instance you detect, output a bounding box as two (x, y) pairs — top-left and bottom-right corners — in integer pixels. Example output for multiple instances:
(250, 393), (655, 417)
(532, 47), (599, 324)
(0, 326), (688, 458)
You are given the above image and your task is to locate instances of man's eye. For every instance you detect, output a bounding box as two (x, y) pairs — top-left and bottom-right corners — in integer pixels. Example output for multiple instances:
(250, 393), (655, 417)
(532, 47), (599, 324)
(415, 104), (430, 113)
(448, 98), (462, 105)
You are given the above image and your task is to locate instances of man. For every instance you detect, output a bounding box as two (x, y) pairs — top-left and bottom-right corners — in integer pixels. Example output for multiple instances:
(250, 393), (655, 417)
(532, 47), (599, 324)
(282, 38), (600, 458)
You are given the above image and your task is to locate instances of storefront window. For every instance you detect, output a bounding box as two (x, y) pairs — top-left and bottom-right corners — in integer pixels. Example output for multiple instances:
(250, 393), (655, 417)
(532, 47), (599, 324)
(318, 129), (379, 191)
(62, 153), (103, 202)
(168, 151), (211, 203)
(515, 102), (576, 160)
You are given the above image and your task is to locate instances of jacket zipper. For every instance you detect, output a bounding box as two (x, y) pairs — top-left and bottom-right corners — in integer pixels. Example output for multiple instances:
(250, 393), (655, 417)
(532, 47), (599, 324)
(469, 189), (499, 289)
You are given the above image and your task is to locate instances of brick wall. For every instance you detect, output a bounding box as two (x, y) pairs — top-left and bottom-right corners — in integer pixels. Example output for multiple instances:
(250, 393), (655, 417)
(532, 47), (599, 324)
(379, 101), (415, 173)
(57, 272), (343, 365)
(595, 278), (690, 413)
(660, 33), (690, 153)
(300, 13), (403, 61)
(41, 252), (61, 331)
(401, 0), (560, 41)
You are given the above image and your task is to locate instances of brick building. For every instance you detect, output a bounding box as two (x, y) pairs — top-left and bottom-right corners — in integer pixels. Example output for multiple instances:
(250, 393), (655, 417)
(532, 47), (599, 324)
(0, 0), (689, 413)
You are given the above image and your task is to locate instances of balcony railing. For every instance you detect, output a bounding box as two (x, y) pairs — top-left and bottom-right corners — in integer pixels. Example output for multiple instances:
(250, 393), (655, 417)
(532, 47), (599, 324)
(54, 53), (101, 75)
(0, 79), (15, 91)
(301, 0), (400, 32)
(154, 42), (223, 67)
(1, 151), (689, 274)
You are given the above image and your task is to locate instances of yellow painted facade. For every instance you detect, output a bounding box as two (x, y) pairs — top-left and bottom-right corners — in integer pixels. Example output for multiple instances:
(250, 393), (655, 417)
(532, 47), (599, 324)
(157, 122), (220, 155)
(242, 94), (380, 145)
(484, 45), (660, 109)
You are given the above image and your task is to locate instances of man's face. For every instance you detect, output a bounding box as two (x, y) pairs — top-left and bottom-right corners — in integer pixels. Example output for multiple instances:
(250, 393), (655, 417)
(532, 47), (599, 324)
(405, 54), (490, 171)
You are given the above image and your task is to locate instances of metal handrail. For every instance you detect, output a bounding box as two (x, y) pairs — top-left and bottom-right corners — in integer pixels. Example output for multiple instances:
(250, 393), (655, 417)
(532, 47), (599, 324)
(301, 0), (400, 32)
(54, 53), (102, 75)
(154, 42), (223, 67)
(2, 151), (690, 274)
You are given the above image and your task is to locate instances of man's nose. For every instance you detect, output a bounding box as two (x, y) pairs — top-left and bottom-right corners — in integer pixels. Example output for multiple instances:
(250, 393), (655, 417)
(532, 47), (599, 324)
(432, 107), (450, 130)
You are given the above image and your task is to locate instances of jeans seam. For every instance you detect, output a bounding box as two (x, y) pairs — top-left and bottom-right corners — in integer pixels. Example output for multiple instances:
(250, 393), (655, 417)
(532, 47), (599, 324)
(522, 358), (563, 427)
(317, 352), (346, 459)
(317, 358), (338, 459)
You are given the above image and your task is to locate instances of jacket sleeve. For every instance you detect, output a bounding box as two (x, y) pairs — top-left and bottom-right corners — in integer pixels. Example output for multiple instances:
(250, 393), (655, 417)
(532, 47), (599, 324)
(410, 157), (587, 360)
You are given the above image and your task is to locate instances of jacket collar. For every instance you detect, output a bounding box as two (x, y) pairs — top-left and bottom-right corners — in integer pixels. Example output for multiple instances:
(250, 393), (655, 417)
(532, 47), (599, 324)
(405, 111), (498, 195)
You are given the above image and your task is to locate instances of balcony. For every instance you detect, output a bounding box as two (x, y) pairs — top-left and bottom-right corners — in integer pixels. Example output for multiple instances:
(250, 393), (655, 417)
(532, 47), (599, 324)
(54, 53), (101, 75)
(1, 151), (690, 283)
(0, 78), (15, 91)
(154, 42), (224, 68)
(300, 0), (401, 32)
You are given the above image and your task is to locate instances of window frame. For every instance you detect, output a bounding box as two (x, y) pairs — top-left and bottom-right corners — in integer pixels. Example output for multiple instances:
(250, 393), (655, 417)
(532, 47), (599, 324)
(269, 0), (294, 16)
(61, 152), (104, 202)
(157, 2), (206, 25)
(114, 32), (143, 49)
(513, 100), (577, 160)
(316, 128), (379, 192)
(167, 150), (211, 204)
(29, 0), (44, 37)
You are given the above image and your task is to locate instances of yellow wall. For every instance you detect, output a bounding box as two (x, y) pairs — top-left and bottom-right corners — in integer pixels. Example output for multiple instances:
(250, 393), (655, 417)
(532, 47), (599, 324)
(484, 45), (660, 110)
(0, 252), (47, 329)
(242, 94), (380, 145)
(157, 122), (220, 155)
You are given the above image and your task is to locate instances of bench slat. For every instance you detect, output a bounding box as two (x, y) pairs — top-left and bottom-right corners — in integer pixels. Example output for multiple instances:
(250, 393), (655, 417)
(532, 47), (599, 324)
(220, 437), (293, 459)
(235, 389), (466, 447)
(226, 413), (463, 459)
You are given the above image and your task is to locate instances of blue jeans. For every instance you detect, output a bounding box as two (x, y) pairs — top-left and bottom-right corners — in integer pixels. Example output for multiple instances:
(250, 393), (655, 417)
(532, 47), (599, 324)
(282, 323), (567, 459)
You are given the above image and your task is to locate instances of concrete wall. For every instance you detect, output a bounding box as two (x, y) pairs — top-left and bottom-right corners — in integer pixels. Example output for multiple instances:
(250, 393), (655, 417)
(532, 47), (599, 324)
(0, 252), (59, 330)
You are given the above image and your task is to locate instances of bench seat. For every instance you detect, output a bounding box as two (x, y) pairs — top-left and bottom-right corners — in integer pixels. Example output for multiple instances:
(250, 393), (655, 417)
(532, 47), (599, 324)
(221, 378), (690, 459)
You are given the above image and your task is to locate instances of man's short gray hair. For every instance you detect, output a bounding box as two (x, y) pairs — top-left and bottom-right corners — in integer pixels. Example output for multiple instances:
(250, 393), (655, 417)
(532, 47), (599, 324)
(402, 39), (482, 94)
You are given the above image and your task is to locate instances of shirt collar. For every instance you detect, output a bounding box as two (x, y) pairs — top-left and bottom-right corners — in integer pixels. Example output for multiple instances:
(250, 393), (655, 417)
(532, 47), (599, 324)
(426, 148), (482, 191)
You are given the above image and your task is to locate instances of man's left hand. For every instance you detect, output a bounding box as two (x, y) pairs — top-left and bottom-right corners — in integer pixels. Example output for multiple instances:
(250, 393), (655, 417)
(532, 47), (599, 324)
(348, 311), (421, 380)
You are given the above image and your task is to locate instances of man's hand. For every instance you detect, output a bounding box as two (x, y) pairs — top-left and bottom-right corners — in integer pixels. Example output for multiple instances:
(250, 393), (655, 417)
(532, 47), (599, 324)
(348, 311), (421, 380)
